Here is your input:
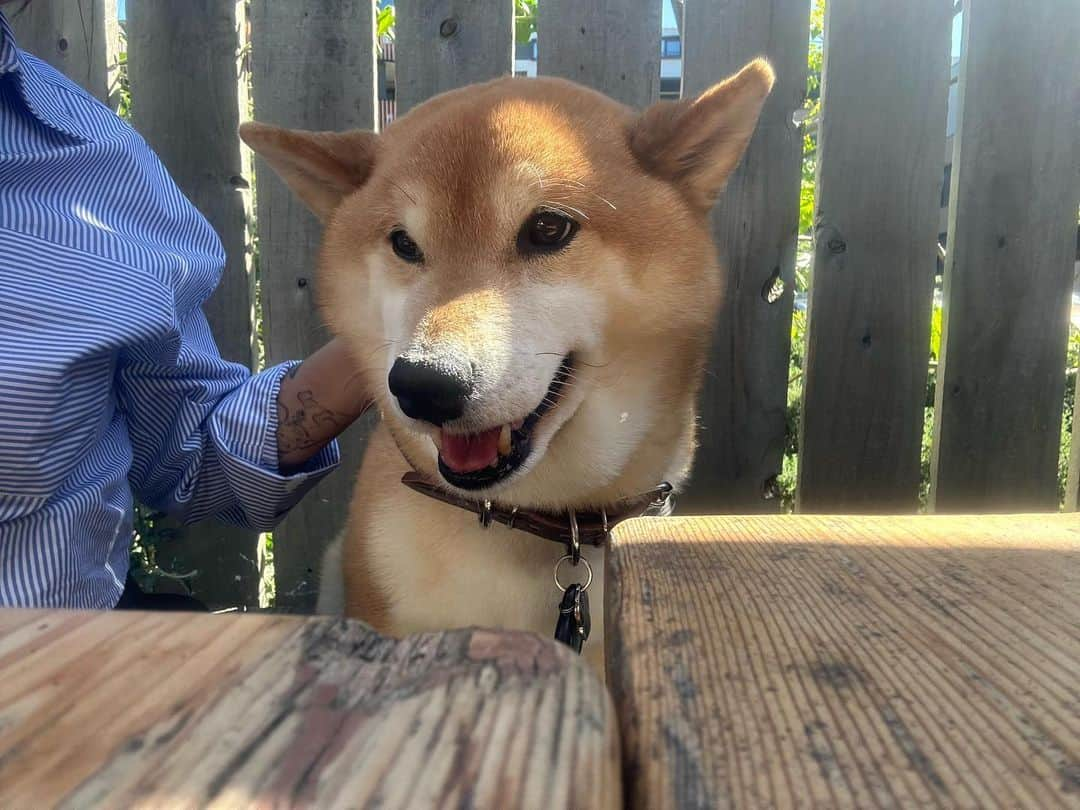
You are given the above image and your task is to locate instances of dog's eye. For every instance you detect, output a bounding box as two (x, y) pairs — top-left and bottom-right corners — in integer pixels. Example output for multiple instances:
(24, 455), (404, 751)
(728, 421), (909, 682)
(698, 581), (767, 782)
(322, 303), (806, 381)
(389, 229), (424, 263)
(519, 211), (578, 255)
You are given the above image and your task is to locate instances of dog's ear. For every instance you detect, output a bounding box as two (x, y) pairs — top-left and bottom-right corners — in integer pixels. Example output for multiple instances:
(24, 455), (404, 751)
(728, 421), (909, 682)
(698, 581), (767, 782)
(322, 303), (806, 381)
(628, 58), (774, 211)
(239, 122), (377, 221)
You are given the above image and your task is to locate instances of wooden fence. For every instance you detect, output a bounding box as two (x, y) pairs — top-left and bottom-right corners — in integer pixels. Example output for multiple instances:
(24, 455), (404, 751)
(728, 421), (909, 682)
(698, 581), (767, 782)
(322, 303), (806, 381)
(10, 0), (1079, 610)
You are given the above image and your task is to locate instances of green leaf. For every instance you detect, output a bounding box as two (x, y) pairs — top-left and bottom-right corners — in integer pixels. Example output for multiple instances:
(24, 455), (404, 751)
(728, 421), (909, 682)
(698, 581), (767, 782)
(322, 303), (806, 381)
(929, 304), (943, 361)
(514, 0), (537, 45)
(376, 5), (395, 42)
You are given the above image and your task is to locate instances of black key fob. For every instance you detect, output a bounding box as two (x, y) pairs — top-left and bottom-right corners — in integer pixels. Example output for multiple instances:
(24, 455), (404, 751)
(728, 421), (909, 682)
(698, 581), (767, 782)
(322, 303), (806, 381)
(554, 583), (591, 654)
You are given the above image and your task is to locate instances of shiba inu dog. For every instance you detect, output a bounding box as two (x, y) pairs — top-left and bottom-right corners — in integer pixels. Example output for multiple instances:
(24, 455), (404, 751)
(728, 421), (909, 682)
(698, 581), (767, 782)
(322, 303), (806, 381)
(241, 58), (773, 672)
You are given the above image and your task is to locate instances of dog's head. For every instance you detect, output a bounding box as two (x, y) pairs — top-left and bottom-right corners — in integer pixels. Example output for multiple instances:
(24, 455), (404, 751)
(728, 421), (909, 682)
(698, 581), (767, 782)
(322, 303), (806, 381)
(242, 59), (772, 510)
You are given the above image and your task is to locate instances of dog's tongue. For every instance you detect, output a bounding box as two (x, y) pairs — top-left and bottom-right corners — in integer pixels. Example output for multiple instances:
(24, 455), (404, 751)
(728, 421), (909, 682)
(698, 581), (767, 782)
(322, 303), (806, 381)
(439, 427), (501, 473)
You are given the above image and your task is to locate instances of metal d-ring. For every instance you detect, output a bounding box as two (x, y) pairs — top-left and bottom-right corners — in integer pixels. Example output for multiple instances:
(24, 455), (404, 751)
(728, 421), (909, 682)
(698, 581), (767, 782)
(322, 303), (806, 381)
(567, 508), (580, 564)
(554, 554), (593, 593)
(506, 505), (519, 530)
(478, 500), (494, 528)
(601, 508), (609, 537)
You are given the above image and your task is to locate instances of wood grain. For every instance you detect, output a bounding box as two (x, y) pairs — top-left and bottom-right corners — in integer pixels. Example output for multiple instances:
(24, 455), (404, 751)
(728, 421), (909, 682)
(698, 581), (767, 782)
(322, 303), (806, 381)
(678, 0), (808, 513)
(536, 0), (660, 109)
(797, 0), (951, 512)
(250, 0), (380, 609)
(394, 0), (513, 116)
(607, 513), (1080, 809)
(930, 0), (1080, 511)
(7, 0), (116, 102)
(0, 610), (620, 809)
(127, 0), (260, 608)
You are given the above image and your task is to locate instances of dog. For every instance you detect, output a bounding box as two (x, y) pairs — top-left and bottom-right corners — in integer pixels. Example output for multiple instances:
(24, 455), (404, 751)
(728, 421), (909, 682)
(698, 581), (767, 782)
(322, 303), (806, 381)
(241, 58), (773, 673)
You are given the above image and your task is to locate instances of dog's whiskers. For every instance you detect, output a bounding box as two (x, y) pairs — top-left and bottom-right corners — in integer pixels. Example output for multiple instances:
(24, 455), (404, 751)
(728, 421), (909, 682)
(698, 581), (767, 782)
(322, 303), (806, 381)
(526, 174), (618, 219)
(532, 177), (618, 211)
(366, 339), (395, 360)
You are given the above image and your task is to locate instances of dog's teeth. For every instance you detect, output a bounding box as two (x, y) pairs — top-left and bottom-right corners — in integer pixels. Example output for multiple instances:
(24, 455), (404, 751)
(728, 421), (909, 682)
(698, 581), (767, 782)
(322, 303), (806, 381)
(498, 424), (511, 456)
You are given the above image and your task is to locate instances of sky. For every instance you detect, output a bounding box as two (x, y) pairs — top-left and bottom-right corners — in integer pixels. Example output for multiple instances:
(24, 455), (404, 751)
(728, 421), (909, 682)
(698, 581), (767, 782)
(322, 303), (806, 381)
(662, 0), (677, 30)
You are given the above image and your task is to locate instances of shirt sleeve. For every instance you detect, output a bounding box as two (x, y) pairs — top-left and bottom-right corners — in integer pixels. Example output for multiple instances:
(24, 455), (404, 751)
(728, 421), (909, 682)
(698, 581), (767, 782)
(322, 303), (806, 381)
(118, 306), (339, 531)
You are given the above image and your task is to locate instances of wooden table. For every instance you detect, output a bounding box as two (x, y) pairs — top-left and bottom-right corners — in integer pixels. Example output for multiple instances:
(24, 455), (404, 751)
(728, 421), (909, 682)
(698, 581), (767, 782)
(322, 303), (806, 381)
(0, 611), (619, 808)
(1, 514), (1076, 809)
(608, 513), (1079, 809)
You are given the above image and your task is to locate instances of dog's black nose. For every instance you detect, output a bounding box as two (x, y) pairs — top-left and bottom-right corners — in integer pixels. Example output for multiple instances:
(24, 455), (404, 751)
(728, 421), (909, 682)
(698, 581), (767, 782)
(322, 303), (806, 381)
(388, 357), (473, 426)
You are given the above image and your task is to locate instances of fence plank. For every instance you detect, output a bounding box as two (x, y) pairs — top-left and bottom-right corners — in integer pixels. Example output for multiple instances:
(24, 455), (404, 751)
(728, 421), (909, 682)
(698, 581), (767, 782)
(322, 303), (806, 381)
(251, 0), (378, 610)
(930, 0), (1080, 512)
(796, 0), (951, 512)
(7, 0), (116, 102)
(127, 0), (260, 608)
(536, 0), (660, 108)
(394, 0), (513, 115)
(678, 0), (808, 512)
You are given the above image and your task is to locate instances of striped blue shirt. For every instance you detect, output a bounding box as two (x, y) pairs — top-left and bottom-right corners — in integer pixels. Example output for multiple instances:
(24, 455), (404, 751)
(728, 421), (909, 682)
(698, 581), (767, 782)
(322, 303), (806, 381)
(0, 13), (339, 609)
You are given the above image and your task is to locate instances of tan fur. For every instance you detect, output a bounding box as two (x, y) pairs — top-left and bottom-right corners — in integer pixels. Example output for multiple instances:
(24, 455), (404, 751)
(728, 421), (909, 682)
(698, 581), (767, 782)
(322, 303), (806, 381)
(241, 59), (774, 673)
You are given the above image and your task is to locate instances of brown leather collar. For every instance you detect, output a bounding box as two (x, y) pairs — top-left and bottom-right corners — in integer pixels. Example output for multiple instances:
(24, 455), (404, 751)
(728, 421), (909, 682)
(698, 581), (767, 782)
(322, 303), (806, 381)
(401, 471), (674, 549)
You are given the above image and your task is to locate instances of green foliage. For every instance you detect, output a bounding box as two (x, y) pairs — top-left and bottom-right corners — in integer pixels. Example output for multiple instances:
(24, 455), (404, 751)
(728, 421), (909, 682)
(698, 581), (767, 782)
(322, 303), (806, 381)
(798, 0), (825, 235)
(919, 406), (935, 506)
(777, 0), (825, 510)
(109, 23), (132, 121)
(928, 304), (943, 362)
(377, 3), (395, 50)
(1059, 327), (1080, 505)
(515, 0), (538, 45)
(799, 154), (816, 236)
(777, 308), (807, 512)
(129, 505), (194, 593)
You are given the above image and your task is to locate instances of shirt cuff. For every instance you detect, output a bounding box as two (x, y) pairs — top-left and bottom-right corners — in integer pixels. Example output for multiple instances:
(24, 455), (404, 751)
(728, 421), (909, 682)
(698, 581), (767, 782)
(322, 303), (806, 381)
(208, 361), (340, 530)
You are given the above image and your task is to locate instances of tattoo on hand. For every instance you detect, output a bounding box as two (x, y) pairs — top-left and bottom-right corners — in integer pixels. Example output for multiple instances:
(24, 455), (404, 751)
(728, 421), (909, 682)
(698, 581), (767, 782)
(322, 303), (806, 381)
(277, 388), (347, 456)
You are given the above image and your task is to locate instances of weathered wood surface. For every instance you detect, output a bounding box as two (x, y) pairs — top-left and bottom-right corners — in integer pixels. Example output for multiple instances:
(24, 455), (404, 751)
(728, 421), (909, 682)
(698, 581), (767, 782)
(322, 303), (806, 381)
(0, 610), (620, 809)
(537, 0), (660, 108)
(797, 0), (951, 512)
(250, 0), (379, 609)
(128, 0), (260, 608)
(394, 0), (513, 116)
(930, 0), (1080, 512)
(607, 513), (1080, 809)
(7, 0), (116, 102)
(678, 0), (808, 513)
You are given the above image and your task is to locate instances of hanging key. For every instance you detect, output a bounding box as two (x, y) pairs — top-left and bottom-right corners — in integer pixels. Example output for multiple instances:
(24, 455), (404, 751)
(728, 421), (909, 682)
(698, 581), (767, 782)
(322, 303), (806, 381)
(552, 553), (593, 654)
(554, 583), (591, 653)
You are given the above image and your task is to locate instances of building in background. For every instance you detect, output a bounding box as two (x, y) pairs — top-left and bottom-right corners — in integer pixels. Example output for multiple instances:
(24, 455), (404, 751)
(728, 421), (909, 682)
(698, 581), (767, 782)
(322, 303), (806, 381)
(659, 26), (681, 99)
(379, 10), (684, 127)
(514, 36), (537, 78)
(378, 38), (396, 129)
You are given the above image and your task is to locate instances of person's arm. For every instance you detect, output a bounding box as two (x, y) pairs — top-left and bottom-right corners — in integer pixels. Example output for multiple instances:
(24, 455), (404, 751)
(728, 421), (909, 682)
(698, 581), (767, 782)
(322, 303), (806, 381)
(275, 338), (373, 471)
(120, 306), (372, 530)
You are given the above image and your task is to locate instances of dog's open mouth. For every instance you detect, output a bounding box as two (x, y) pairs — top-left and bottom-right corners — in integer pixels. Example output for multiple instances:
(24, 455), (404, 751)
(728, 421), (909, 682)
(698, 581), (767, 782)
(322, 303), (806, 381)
(435, 356), (573, 490)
